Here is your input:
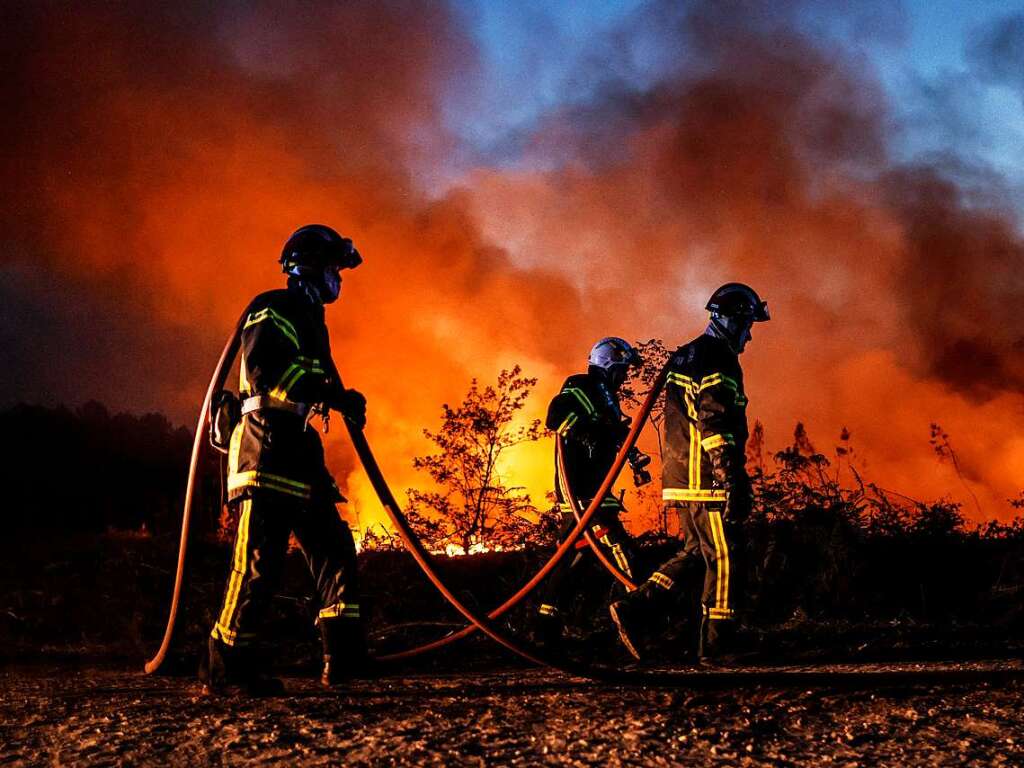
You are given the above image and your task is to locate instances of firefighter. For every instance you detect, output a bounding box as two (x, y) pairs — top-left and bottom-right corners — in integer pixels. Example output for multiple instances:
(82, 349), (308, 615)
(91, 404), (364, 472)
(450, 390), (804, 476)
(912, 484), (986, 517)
(609, 283), (769, 664)
(535, 337), (651, 651)
(199, 224), (369, 694)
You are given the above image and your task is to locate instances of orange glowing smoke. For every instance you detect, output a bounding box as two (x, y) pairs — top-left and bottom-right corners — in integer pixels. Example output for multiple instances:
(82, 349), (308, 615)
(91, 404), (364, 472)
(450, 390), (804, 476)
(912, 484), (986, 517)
(2, 2), (1022, 533)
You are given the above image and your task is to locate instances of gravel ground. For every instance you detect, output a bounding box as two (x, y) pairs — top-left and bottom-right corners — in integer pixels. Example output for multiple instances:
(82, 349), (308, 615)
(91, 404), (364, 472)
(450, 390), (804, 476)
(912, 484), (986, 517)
(3, 661), (1024, 766)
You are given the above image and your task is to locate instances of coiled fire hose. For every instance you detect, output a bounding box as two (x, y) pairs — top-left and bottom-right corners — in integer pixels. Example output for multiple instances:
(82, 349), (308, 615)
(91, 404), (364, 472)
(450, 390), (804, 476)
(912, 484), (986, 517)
(144, 311), (665, 676)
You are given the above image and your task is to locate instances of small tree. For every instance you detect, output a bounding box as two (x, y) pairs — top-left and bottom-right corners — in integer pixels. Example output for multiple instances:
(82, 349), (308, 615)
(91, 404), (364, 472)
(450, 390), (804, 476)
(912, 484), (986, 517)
(929, 422), (983, 518)
(621, 338), (672, 454)
(406, 366), (547, 553)
(622, 338), (673, 533)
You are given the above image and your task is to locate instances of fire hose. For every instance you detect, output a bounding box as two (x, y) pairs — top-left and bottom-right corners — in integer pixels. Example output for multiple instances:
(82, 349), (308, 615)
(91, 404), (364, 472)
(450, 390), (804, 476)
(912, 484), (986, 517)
(366, 365), (665, 663)
(375, 436), (643, 662)
(144, 314), (665, 676)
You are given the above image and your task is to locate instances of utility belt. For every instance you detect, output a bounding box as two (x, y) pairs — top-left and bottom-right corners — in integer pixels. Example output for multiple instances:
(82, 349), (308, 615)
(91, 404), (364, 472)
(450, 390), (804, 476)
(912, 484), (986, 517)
(241, 394), (312, 419)
(209, 390), (320, 454)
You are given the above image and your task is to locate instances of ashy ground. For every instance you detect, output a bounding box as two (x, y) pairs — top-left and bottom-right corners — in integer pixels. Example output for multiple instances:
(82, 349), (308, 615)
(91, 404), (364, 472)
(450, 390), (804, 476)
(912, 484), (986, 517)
(3, 661), (1024, 766)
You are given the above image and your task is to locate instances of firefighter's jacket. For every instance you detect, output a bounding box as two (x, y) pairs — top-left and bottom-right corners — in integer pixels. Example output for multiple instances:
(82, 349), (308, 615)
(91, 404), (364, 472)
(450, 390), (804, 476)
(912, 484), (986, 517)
(227, 286), (342, 503)
(662, 333), (749, 504)
(547, 371), (629, 509)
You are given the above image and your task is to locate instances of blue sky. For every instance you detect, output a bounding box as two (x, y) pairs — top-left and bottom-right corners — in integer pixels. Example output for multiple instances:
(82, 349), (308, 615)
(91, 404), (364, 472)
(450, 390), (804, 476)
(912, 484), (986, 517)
(447, 0), (1024, 197)
(885, 0), (1024, 185)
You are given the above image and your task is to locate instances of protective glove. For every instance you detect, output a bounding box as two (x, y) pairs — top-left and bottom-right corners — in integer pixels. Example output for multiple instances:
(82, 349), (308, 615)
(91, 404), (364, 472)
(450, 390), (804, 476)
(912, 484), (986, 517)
(612, 416), (632, 444)
(724, 482), (752, 523)
(707, 445), (750, 522)
(331, 387), (367, 429)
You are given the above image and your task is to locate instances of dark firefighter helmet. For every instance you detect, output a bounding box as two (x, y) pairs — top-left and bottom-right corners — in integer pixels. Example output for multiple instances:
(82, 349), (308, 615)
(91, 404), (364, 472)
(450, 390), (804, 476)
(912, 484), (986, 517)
(279, 224), (362, 274)
(705, 283), (770, 322)
(588, 337), (643, 372)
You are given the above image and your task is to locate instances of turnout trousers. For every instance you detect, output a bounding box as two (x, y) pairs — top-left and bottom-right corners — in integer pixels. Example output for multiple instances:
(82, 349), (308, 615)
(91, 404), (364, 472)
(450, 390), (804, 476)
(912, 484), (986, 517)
(537, 499), (637, 621)
(210, 491), (360, 647)
(647, 502), (739, 622)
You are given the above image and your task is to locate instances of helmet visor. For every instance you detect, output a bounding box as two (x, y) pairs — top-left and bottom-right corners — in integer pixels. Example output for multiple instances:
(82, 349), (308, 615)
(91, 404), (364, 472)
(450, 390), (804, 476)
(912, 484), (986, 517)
(332, 241), (363, 270)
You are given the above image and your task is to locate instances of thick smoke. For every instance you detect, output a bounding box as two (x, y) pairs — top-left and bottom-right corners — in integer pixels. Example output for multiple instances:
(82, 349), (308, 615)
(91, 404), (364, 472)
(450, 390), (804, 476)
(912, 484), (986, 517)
(2, 1), (1022, 526)
(0, 0), (586, 525)
(464, 2), (1024, 517)
(967, 12), (1024, 95)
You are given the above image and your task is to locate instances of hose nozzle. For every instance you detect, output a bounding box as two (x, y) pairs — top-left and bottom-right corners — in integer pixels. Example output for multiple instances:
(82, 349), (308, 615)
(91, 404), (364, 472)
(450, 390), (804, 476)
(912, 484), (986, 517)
(626, 447), (652, 487)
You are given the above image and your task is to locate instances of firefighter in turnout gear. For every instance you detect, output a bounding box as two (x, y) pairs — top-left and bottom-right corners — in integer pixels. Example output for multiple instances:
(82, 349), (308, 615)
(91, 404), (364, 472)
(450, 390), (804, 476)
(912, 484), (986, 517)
(535, 337), (650, 651)
(200, 224), (370, 694)
(610, 283), (769, 664)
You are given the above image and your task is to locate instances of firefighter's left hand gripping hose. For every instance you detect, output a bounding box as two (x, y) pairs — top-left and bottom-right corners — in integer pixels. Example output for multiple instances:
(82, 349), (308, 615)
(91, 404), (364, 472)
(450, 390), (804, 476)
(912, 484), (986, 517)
(144, 319), (244, 674)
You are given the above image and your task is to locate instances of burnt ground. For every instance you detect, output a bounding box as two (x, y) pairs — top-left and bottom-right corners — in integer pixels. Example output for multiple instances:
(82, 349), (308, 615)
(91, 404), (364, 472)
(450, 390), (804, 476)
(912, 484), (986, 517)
(3, 661), (1024, 766)
(4, 533), (1024, 765)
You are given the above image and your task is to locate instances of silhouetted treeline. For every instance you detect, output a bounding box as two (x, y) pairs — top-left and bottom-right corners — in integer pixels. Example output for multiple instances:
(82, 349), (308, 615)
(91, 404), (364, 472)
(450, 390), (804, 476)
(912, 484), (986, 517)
(0, 402), (220, 535)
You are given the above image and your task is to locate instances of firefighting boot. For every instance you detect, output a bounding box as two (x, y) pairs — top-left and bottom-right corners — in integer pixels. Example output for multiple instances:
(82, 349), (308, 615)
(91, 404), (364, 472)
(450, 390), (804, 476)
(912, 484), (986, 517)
(608, 583), (661, 661)
(698, 617), (739, 667)
(320, 617), (371, 686)
(197, 636), (225, 693)
(199, 637), (285, 696)
(534, 605), (564, 655)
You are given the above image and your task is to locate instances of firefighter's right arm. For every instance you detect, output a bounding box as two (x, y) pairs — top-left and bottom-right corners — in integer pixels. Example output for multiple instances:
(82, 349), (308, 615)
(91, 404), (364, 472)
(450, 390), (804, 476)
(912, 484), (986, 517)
(325, 385), (367, 428)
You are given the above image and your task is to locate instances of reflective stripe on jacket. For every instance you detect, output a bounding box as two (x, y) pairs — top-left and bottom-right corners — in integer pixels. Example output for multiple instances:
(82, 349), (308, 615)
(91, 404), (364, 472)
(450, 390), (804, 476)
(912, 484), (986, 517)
(546, 371), (629, 506)
(227, 286), (342, 503)
(662, 334), (749, 503)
